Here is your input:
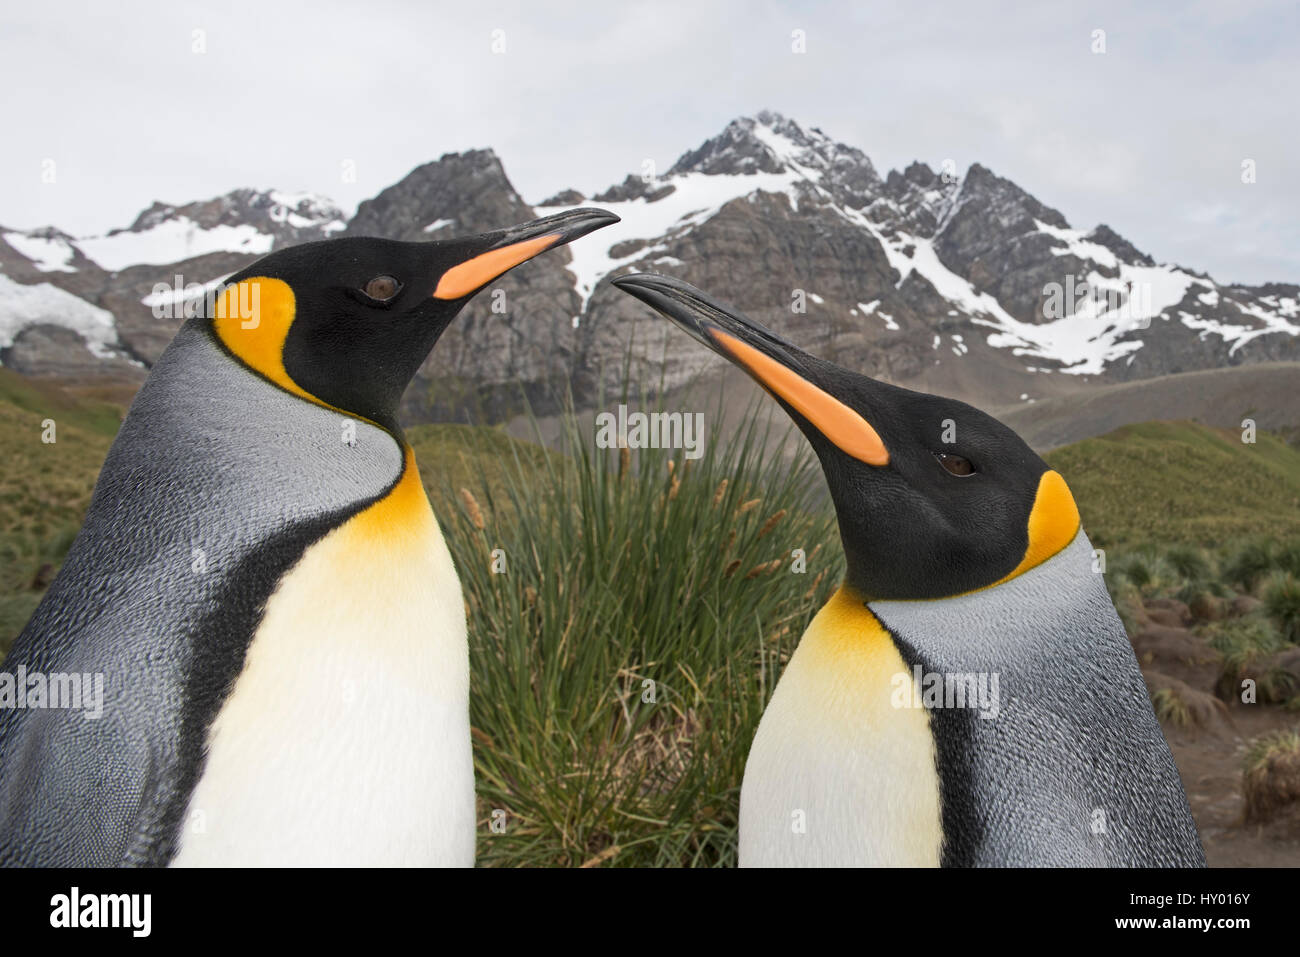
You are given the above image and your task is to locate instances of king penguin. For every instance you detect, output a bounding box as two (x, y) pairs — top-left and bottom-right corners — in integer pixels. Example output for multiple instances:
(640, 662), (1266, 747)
(0, 208), (618, 867)
(614, 273), (1205, 868)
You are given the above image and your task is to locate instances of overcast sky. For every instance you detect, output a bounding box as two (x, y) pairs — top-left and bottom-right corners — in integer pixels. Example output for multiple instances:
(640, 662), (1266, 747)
(2, 0), (1294, 285)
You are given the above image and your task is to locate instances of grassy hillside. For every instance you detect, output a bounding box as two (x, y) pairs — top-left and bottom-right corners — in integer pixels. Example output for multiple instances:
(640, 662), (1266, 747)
(1045, 420), (1300, 548)
(0, 368), (126, 438)
(0, 371), (120, 643)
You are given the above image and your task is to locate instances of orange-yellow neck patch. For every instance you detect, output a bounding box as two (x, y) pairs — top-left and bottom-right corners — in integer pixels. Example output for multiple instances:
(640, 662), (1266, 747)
(212, 276), (371, 424)
(989, 469), (1080, 587)
(344, 445), (437, 552)
(801, 584), (896, 662)
(212, 277), (320, 405)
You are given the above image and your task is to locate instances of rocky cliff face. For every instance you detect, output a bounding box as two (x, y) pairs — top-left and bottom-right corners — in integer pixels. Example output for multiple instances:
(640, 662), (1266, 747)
(345, 149), (587, 421)
(2, 112), (1296, 419)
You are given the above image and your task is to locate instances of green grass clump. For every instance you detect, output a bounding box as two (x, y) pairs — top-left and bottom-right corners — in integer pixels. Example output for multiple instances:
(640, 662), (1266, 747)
(1164, 544), (1211, 583)
(1150, 687), (1191, 727)
(1110, 548), (1176, 594)
(1205, 615), (1295, 703)
(1148, 676), (1225, 729)
(1263, 573), (1300, 645)
(1203, 616), (1286, 659)
(1223, 541), (1277, 593)
(1245, 727), (1300, 772)
(432, 394), (840, 866)
(1242, 726), (1300, 824)
(1274, 541), (1300, 578)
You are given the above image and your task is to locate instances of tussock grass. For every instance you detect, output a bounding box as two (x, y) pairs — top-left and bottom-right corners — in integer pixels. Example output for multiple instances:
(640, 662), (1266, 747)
(1275, 542), (1300, 579)
(432, 392), (841, 866)
(1148, 676), (1226, 729)
(1110, 550), (1178, 594)
(1242, 727), (1300, 824)
(1263, 573), (1300, 645)
(1223, 541), (1278, 593)
(1164, 544), (1211, 583)
(1150, 687), (1190, 726)
(1206, 616), (1296, 703)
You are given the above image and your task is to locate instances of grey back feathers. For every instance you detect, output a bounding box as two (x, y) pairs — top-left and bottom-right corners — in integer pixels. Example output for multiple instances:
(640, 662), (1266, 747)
(871, 530), (1205, 867)
(0, 319), (403, 866)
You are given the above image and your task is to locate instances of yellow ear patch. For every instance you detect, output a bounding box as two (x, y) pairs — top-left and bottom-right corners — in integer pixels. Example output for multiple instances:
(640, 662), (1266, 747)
(212, 277), (320, 405)
(710, 329), (890, 466)
(991, 469), (1080, 586)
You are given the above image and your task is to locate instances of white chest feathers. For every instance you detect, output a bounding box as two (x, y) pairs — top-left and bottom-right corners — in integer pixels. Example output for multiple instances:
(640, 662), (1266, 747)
(171, 461), (474, 867)
(739, 587), (942, 867)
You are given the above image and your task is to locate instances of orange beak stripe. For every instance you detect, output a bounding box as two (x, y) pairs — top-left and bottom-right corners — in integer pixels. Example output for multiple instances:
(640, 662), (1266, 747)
(432, 233), (561, 300)
(711, 329), (890, 466)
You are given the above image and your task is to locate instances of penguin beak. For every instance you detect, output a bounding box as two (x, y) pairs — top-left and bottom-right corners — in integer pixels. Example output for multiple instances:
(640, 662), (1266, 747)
(612, 273), (890, 467)
(433, 208), (619, 300)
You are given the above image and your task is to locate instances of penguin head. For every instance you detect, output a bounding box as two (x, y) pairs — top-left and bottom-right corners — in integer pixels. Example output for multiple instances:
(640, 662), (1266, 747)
(210, 208), (618, 429)
(613, 274), (1081, 601)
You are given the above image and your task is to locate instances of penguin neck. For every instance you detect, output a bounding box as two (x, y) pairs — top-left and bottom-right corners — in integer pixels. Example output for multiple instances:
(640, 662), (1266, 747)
(784, 584), (924, 711)
(199, 317), (408, 440)
(738, 582), (943, 866)
(355, 443), (435, 549)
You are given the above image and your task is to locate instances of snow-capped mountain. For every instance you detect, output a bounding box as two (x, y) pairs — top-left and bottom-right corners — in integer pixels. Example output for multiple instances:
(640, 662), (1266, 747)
(1, 111), (1296, 419)
(76, 189), (346, 271)
(542, 112), (1299, 403)
(0, 189), (347, 379)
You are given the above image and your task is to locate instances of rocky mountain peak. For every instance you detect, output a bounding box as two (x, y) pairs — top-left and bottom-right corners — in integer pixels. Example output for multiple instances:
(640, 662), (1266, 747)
(952, 163), (1070, 232)
(899, 161), (939, 188)
(875, 161), (959, 235)
(346, 148), (533, 242)
(125, 188), (345, 241)
(1086, 223), (1155, 268)
(665, 111), (880, 204)
(19, 225), (77, 243)
(591, 175), (676, 205)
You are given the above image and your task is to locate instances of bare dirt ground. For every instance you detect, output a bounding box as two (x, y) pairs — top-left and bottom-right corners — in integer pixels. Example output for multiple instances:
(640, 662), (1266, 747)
(1134, 595), (1300, 868)
(1164, 705), (1300, 867)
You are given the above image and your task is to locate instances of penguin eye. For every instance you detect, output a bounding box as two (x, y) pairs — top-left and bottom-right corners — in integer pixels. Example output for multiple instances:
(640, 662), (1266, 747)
(362, 275), (402, 302)
(935, 452), (975, 476)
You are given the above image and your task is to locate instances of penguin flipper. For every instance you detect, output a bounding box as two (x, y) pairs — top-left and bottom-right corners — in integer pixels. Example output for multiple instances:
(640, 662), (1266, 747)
(0, 690), (171, 866)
